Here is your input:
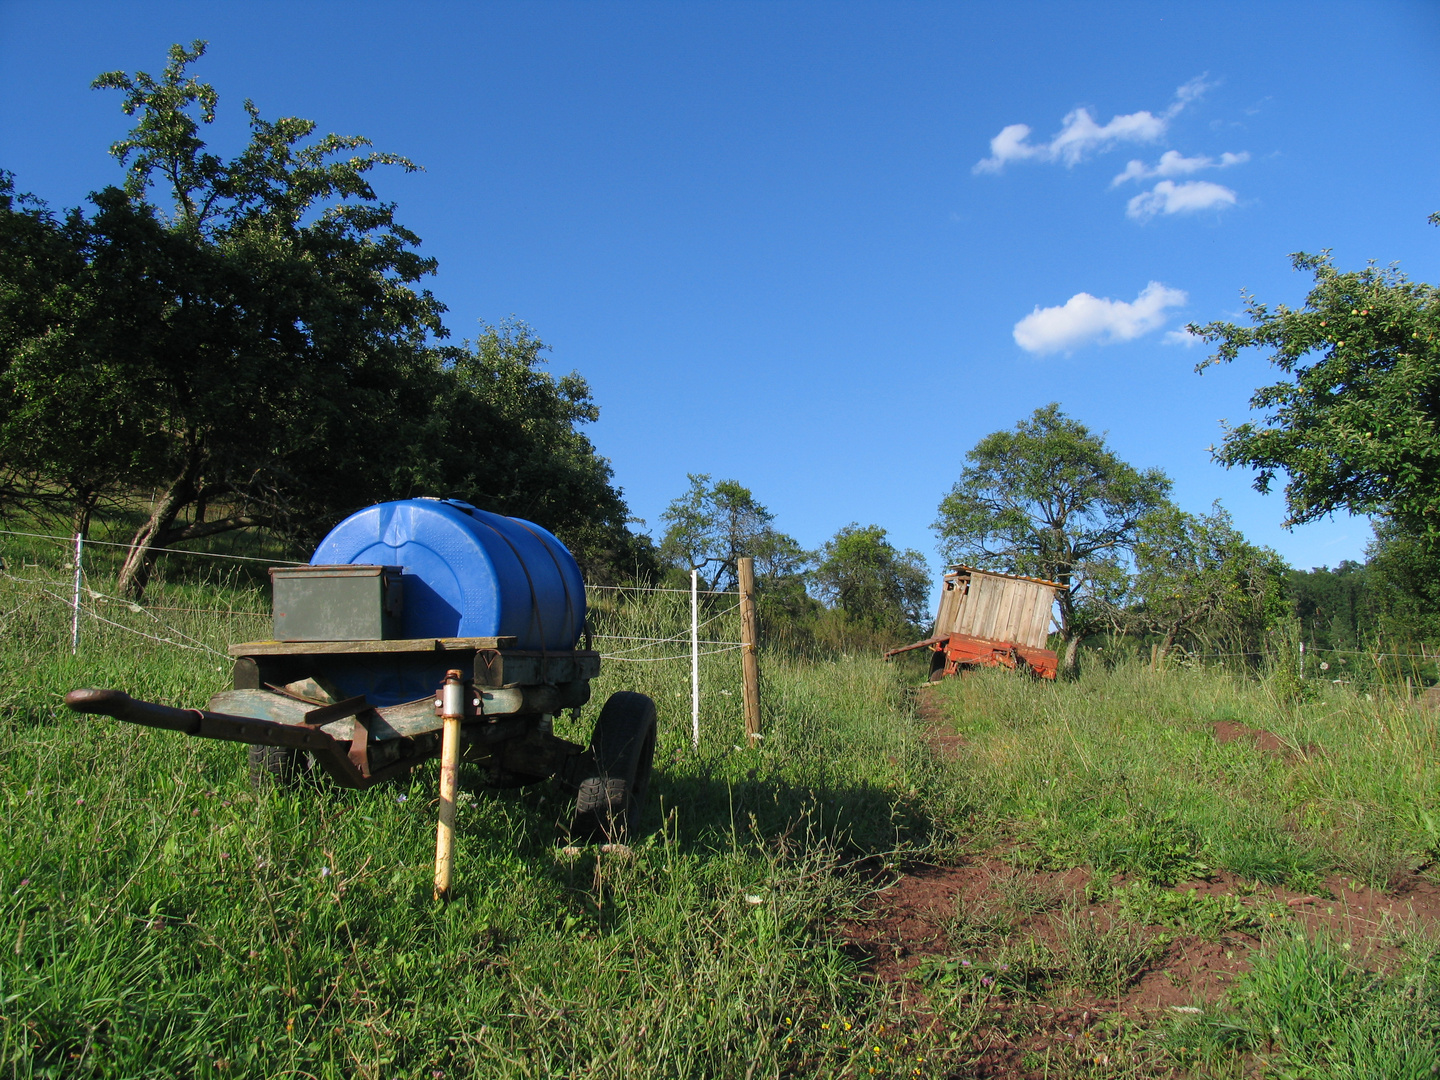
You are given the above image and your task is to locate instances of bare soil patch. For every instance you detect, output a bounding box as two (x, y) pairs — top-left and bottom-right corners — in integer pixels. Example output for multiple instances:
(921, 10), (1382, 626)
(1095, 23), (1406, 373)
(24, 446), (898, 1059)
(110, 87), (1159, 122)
(1210, 719), (1321, 761)
(842, 688), (1440, 1076)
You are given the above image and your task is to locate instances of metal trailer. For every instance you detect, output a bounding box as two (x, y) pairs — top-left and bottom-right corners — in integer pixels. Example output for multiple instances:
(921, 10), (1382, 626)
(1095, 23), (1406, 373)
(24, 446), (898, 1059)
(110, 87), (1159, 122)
(64, 499), (657, 899)
(884, 566), (1062, 681)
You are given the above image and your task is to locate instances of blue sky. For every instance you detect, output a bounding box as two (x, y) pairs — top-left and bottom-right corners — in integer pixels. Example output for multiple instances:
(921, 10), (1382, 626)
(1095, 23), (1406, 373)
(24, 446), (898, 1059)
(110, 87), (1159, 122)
(3, 1), (1439, 585)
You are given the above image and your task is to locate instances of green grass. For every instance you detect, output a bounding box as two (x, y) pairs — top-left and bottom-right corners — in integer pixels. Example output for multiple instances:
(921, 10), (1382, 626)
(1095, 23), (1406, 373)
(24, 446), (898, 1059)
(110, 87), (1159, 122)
(0, 541), (941, 1079)
(7, 526), (1440, 1078)
(929, 661), (1440, 890)
(927, 660), (1440, 1076)
(1171, 928), (1440, 1078)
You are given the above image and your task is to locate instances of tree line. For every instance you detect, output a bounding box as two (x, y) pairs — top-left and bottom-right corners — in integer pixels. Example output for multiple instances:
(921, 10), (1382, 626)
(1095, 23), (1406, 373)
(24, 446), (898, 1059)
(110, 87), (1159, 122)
(0, 43), (644, 596)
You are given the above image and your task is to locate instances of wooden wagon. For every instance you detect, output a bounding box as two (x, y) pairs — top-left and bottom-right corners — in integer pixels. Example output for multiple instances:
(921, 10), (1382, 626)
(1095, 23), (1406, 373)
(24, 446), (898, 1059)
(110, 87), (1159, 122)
(885, 566), (1062, 680)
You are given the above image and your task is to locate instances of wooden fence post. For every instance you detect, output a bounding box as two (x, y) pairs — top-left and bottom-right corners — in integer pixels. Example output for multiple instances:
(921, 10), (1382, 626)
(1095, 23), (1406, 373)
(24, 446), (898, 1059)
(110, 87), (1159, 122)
(738, 557), (761, 746)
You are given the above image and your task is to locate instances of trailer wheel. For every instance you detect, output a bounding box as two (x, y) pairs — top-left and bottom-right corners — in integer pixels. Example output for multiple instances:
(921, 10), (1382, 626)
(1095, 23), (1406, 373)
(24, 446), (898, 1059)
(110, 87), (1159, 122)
(571, 691), (657, 841)
(248, 744), (320, 788)
(927, 649), (948, 682)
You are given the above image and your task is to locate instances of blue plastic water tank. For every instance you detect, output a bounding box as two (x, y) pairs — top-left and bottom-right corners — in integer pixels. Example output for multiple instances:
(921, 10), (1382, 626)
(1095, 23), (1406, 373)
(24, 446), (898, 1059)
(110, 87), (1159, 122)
(310, 499), (586, 649)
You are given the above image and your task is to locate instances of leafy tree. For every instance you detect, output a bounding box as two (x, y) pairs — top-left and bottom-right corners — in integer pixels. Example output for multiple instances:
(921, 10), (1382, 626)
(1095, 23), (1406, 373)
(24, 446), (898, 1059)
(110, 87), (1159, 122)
(425, 322), (656, 585)
(933, 403), (1172, 674)
(1123, 502), (1287, 665)
(2, 42), (449, 596)
(1194, 250), (1440, 544)
(0, 174), (133, 536)
(1287, 559), (1376, 651)
(812, 523), (930, 635)
(1363, 520), (1440, 644)
(1, 43), (652, 595)
(657, 475), (807, 592)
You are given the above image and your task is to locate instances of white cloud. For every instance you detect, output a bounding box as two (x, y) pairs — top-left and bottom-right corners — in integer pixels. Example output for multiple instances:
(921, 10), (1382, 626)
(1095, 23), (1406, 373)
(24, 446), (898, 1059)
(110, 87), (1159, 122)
(1111, 149), (1249, 186)
(1126, 179), (1237, 220)
(975, 76), (1211, 174)
(1162, 328), (1205, 347)
(1013, 282), (1187, 355)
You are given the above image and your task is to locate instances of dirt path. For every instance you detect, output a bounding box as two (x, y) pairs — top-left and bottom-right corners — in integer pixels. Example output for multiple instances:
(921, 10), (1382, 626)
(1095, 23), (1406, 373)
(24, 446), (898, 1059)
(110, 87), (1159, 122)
(840, 685), (1440, 1077)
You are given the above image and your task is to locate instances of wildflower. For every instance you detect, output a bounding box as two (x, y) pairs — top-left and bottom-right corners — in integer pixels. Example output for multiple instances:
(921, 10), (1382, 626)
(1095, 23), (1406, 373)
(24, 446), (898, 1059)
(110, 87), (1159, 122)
(219, 852), (230, 860)
(843, 1022), (852, 1030)
(18, 879), (28, 888)
(75, 798), (84, 806)
(397, 794), (408, 803)
(961, 959), (969, 966)
(745, 895), (763, 905)
(320, 866), (332, 878)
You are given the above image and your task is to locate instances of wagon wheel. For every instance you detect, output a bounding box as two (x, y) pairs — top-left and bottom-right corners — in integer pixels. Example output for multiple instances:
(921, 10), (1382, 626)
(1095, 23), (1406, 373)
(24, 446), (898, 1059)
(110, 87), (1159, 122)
(927, 649), (948, 682)
(570, 691), (657, 842)
(248, 744), (323, 788)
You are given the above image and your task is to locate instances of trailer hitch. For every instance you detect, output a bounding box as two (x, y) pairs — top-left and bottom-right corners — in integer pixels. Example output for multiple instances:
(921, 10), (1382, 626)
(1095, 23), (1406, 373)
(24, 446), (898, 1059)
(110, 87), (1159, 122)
(64, 688), (417, 788)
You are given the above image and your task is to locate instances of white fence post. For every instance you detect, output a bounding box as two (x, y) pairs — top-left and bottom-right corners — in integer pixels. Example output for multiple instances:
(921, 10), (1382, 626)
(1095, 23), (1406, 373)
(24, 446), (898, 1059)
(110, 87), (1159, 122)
(70, 532), (83, 654)
(690, 568), (700, 749)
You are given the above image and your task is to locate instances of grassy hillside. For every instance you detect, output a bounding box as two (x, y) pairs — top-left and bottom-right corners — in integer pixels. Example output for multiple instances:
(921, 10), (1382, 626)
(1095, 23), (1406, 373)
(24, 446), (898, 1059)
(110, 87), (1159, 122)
(3, 529), (1438, 1078)
(0, 540), (939, 1079)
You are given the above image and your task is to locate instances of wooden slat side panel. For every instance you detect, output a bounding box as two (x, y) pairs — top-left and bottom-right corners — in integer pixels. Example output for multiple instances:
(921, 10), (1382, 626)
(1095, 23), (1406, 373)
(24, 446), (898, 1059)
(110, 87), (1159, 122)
(946, 573), (1054, 649)
(1029, 585), (1057, 649)
(967, 574), (1002, 641)
(970, 575), (999, 640)
(934, 575), (964, 636)
(996, 580), (1025, 643)
(952, 575), (981, 638)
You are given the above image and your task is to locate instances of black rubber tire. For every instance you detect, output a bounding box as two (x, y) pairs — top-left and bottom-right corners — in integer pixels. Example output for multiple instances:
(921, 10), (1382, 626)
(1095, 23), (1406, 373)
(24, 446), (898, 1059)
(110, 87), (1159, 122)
(571, 691), (657, 841)
(927, 650), (948, 683)
(247, 743), (321, 789)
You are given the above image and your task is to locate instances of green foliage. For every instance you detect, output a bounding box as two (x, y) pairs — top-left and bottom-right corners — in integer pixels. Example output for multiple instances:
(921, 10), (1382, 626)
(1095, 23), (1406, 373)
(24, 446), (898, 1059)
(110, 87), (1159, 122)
(933, 403), (1171, 666)
(1287, 558), (1377, 650)
(811, 523), (930, 636)
(657, 474), (808, 593)
(1125, 501), (1288, 661)
(1364, 518), (1440, 644)
(1111, 881), (1268, 939)
(1181, 931), (1440, 1078)
(1196, 248), (1440, 544)
(0, 43), (646, 593)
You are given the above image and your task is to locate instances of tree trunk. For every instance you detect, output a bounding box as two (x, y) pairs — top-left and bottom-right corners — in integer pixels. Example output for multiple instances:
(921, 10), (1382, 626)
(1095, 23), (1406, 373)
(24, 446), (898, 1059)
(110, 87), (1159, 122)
(1061, 633), (1082, 679)
(117, 463), (198, 600)
(70, 486), (97, 542)
(1153, 629), (1177, 670)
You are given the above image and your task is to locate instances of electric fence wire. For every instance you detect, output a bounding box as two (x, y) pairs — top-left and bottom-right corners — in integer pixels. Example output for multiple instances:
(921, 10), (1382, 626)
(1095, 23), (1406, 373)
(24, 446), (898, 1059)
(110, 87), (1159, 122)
(5, 570), (231, 660)
(3, 529), (750, 665)
(590, 602), (742, 656)
(4, 565), (746, 666)
(0, 527), (307, 565)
